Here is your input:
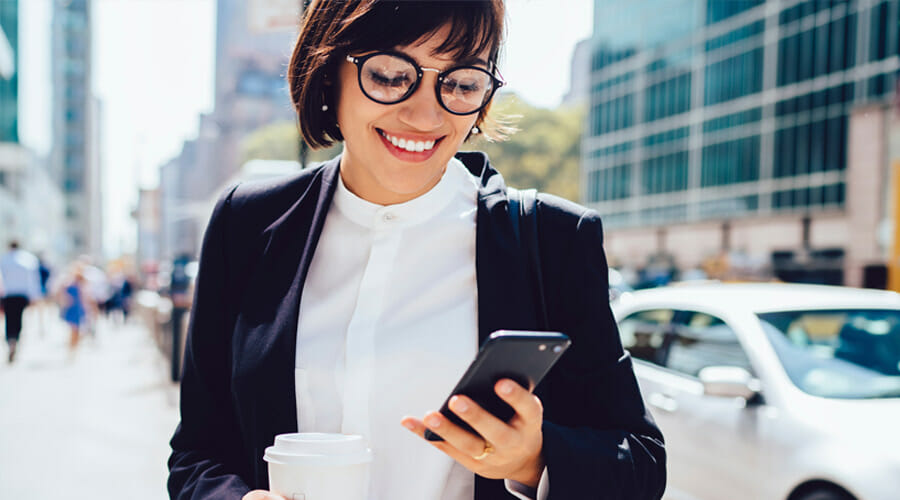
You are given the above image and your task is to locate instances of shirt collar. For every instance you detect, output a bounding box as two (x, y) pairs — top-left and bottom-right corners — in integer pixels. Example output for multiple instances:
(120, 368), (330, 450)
(334, 158), (476, 229)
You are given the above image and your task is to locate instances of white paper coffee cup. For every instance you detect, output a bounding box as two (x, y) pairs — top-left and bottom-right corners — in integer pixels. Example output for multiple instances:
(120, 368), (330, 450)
(264, 433), (372, 500)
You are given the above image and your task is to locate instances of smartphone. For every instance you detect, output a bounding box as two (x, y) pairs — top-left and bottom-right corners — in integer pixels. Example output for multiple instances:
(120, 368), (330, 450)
(424, 330), (571, 441)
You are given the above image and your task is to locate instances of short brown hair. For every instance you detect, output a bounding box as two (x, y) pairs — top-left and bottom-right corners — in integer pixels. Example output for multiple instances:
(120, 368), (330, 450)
(288, 0), (506, 149)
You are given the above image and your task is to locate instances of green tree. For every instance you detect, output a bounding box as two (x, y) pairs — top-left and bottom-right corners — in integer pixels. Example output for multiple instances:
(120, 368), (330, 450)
(464, 93), (585, 202)
(241, 122), (341, 167)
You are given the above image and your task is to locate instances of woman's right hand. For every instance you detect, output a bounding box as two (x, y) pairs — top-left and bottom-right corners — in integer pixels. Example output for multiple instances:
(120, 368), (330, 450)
(242, 490), (286, 500)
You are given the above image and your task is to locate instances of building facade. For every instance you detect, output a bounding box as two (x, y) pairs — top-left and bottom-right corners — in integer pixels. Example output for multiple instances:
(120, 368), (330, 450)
(157, 0), (299, 261)
(51, 0), (100, 258)
(0, 1), (66, 261)
(0, 0), (17, 143)
(204, 0), (298, 197)
(584, 0), (900, 287)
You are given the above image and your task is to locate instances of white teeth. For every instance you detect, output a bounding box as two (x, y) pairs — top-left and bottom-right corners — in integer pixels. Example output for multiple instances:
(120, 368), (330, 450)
(380, 131), (437, 152)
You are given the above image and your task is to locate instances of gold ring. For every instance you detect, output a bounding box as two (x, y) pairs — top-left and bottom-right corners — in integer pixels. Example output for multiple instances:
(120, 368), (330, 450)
(473, 441), (494, 461)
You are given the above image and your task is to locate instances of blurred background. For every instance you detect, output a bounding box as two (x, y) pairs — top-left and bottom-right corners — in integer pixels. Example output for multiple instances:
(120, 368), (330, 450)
(1, 0), (899, 498)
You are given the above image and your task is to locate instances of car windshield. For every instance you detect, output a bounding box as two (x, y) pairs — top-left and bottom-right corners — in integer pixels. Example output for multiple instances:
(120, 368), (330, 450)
(758, 309), (900, 399)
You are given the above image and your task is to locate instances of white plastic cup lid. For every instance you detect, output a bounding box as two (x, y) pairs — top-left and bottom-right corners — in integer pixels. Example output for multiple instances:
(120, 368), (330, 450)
(264, 433), (373, 467)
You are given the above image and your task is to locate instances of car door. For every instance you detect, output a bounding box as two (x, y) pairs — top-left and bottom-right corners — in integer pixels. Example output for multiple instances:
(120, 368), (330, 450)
(617, 308), (697, 493)
(650, 310), (767, 500)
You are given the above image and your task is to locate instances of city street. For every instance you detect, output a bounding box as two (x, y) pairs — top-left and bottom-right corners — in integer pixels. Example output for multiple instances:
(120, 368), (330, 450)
(0, 310), (179, 499)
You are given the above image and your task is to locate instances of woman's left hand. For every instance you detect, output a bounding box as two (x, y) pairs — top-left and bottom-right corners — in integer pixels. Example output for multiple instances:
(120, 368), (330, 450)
(401, 379), (545, 488)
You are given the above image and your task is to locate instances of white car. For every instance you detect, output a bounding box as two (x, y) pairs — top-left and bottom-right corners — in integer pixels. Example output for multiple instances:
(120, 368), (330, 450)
(611, 283), (900, 500)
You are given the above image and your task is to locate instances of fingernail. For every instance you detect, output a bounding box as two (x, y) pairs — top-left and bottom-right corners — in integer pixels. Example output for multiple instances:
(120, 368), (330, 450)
(402, 420), (415, 430)
(500, 381), (514, 394)
(425, 415), (441, 428)
(450, 396), (468, 412)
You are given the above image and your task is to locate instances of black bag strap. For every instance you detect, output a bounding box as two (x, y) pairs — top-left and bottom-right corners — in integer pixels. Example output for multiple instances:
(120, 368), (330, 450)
(507, 187), (549, 330)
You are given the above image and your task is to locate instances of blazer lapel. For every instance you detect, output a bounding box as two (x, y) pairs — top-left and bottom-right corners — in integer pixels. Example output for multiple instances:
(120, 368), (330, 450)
(232, 157), (340, 477)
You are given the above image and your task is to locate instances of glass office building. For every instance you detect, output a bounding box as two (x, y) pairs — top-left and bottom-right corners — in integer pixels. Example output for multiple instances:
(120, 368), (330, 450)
(0, 0), (17, 144)
(52, 0), (97, 256)
(584, 0), (899, 285)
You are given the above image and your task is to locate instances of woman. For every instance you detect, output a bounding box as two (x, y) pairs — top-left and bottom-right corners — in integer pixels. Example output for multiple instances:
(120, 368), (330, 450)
(168, 2), (665, 500)
(59, 267), (88, 352)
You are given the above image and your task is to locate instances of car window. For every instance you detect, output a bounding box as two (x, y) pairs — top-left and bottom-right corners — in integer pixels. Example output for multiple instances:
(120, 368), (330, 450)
(758, 309), (900, 399)
(619, 309), (675, 366)
(665, 311), (755, 377)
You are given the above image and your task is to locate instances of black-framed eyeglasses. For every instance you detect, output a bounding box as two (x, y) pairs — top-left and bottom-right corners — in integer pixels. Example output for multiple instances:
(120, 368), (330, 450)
(345, 51), (505, 116)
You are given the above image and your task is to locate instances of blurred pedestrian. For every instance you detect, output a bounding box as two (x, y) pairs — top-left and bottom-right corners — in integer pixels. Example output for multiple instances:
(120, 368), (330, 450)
(58, 267), (88, 353)
(0, 241), (42, 362)
(75, 255), (107, 338)
(33, 253), (55, 338)
(103, 260), (134, 325)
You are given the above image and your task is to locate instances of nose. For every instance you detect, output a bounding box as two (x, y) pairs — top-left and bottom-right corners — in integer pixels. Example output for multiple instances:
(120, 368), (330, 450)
(397, 74), (445, 131)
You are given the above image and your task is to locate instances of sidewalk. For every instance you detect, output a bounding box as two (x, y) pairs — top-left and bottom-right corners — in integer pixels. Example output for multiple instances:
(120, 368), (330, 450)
(0, 310), (180, 500)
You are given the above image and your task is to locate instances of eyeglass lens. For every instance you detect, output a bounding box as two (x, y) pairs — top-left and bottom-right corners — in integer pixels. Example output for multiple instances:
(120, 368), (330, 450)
(359, 53), (495, 114)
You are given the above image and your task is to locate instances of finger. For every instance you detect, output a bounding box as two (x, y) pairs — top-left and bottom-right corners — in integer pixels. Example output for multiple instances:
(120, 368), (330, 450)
(447, 395), (513, 447)
(403, 416), (484, 469)
(422, 410), (489, 460)
(400, 416), (428, 438)
(495, 379), (543, 425)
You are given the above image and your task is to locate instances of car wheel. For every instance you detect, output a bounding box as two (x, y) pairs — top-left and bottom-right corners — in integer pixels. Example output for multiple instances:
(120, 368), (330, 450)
(798, 489), (854, 500)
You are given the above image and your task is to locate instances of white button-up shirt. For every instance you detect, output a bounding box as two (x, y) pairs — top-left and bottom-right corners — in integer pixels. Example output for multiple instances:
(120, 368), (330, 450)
(295, 158), (545, 500)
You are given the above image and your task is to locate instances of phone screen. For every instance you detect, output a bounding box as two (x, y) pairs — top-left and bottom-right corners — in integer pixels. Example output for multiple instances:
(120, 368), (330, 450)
(425, 330), (570, 441)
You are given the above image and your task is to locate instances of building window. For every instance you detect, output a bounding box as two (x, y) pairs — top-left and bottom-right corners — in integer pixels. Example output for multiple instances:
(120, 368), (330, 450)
(706, 0), (764, 25)
(591, 94), (634, 135)
(642, 151), (688, 194)
(869, 1), (890, 62)
(701, 136), (760, 186)
(772, 182), (845, 212)
(704, 48), (763, 105)
(588, 163), (632, 203)
(644, 73), (691, 122)
(774, 114), (847, 178)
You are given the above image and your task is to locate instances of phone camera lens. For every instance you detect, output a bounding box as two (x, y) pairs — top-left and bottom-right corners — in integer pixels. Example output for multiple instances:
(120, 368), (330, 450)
(553, 345), (562, 353)
(538, 344), (547, 351)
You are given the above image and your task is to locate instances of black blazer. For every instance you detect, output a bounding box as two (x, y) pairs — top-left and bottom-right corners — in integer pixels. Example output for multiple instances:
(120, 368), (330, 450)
(168, 152), (666, 500)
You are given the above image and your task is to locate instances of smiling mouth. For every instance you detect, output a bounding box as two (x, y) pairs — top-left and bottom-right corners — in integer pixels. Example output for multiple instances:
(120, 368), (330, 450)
(377, 129), (443, 153)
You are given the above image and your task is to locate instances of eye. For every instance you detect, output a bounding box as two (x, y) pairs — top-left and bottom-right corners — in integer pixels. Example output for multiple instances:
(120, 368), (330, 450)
(367, 69), (412, 88)
(443, 78), (483, 94)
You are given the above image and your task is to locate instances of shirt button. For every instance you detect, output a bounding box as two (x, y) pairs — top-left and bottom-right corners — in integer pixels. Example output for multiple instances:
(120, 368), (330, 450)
(382, 212), (396, 222)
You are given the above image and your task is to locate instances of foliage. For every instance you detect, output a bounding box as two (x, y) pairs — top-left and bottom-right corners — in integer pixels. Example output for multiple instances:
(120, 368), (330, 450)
(240, 122), (341, 167)
(240, 93), (586, 202)
(464, 92), (585, 202)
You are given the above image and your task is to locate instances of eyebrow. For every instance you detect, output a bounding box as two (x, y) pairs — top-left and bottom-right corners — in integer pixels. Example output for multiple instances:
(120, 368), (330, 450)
(396, 47), (492, 70)
(457, 56), (492, 69)
(424, 52), (491, 69)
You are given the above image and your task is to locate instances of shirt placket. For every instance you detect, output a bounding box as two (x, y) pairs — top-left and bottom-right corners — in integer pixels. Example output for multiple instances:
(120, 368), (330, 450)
(341, 208), (403, 439)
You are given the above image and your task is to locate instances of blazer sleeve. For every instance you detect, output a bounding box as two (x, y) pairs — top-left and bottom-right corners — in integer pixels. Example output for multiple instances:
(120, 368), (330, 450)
(541, 209), (666, 500)
(168, 185), (252, 500)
